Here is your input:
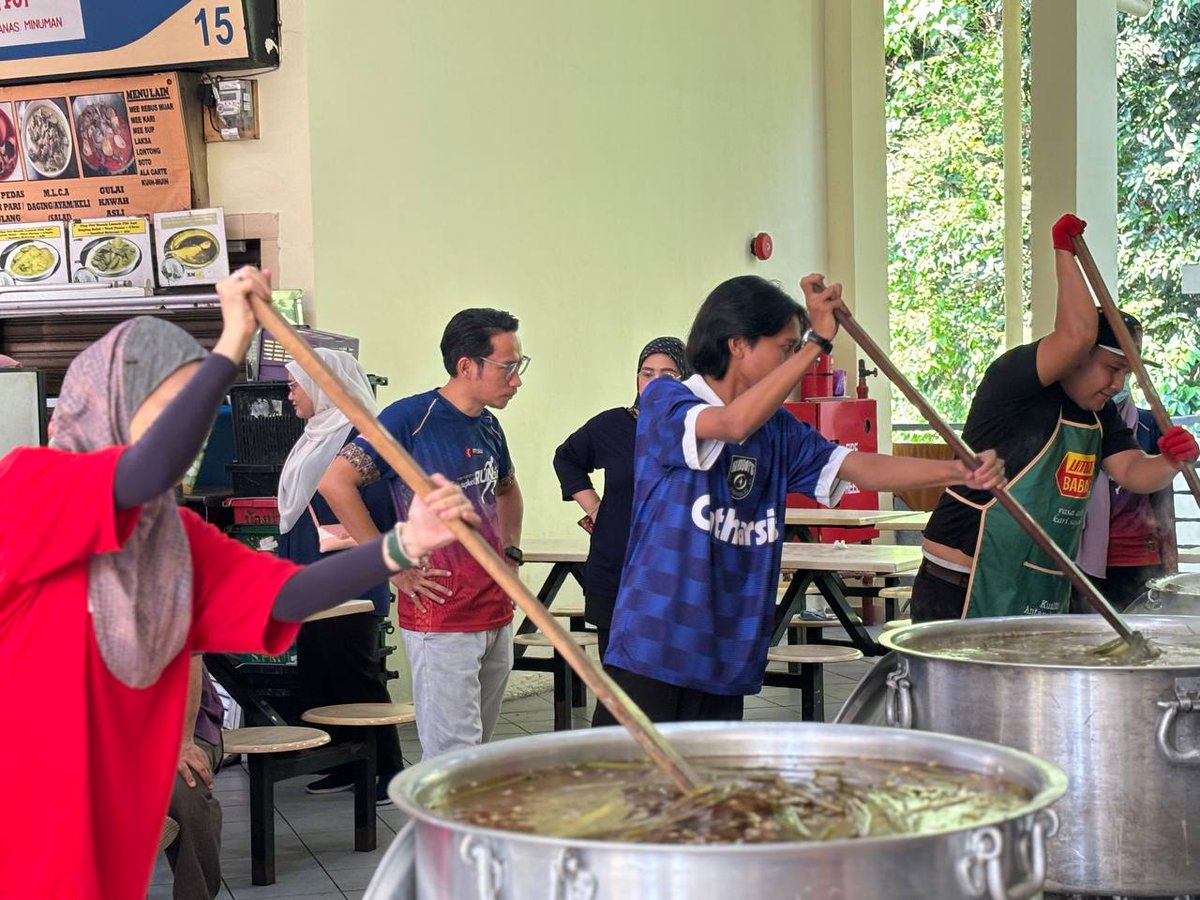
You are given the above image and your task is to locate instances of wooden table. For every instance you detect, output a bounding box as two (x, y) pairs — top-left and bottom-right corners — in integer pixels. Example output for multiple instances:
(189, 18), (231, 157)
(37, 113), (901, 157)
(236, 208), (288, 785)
(784, 508), (910, 528)
(518, 539), (919, 657)
(777, 543), (921, 654)
(1180, 547), (1200, 565)
(873, 511), (931, 532)
(303, 598), (375, 623)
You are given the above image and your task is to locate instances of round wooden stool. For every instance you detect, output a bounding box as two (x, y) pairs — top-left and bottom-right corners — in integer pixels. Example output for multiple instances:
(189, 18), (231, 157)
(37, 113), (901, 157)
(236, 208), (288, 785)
(883, 618), (913, 632)
(512, 632), (598, 731)
(158, 816), (180, 852)
(223, 726), (331, 754)
(878, 586), (913, 618)
(301, 703), (416, 727)
(512, 631), (598, 649)
(767, 644), (863, 665)
(764, 644), (863, 722)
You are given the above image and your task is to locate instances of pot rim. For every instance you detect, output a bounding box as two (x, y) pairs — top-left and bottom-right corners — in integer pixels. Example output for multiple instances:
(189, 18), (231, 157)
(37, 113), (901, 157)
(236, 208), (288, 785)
(390, 721), (1067, 855)
(881, 613), (1200, 671)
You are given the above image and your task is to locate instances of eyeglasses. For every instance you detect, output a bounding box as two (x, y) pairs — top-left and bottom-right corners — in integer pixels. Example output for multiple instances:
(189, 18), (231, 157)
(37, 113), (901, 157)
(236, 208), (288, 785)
(639, 368), (681, 381)
(477, 355), (531, 380)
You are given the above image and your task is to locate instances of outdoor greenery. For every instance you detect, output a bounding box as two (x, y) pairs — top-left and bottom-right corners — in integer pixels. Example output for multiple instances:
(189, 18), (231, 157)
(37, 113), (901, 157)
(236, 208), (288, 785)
(886, 0), (1200, 432)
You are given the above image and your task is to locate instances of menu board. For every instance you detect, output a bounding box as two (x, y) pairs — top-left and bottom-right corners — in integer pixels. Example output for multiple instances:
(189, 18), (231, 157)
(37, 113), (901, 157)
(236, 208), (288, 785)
(0, 1), (276, 84)
(0, 72), (190, 224)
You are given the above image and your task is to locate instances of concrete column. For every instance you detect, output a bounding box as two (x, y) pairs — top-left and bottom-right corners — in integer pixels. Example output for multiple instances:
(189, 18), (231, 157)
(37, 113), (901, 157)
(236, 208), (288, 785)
(822, 0), (891, 451)
(1029, 0), (1119, 337)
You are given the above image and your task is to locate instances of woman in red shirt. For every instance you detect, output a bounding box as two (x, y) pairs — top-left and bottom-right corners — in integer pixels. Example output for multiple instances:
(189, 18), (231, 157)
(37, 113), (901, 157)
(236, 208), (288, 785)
(0, 267), (476, 900)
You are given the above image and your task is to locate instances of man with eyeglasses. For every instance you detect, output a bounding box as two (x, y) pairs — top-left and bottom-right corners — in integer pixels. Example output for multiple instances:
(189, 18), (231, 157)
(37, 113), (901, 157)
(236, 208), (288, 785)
(319, 308), (526, 760)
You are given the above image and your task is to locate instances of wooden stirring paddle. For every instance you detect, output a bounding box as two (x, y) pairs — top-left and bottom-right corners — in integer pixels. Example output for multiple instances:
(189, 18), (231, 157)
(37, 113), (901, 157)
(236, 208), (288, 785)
(249, 296), (701, 793)
(831, 304), (1156, 660)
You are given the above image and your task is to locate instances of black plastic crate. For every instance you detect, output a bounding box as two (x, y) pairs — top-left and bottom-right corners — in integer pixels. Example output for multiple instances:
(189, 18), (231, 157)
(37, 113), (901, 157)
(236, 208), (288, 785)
(229, 382), (305, 466)
(227, 463), (283, 497)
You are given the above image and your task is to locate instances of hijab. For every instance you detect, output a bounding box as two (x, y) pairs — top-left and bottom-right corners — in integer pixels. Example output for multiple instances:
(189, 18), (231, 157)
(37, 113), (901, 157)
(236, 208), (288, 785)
(50, 317), (205, 688)
(633, 336), (688, 409)
(277, 348), (377, 534)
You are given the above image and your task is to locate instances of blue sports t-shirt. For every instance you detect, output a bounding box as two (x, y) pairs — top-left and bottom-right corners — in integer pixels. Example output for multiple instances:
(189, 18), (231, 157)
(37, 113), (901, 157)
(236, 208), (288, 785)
(605, 375), (850, 695)
(352, 389), (514, 633)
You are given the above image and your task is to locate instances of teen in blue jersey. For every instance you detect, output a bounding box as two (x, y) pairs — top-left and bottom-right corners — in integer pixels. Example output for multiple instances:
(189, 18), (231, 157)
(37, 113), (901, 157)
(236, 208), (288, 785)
(596, 275), (1007, 724)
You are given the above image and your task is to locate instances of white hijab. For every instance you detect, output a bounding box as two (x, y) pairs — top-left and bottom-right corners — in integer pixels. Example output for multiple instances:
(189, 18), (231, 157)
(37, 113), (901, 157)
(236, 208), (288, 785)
(277, 348), (377, 534)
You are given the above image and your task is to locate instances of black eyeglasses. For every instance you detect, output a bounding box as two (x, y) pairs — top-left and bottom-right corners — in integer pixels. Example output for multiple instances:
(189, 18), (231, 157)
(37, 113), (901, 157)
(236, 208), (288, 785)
(477, 355), (531, 380)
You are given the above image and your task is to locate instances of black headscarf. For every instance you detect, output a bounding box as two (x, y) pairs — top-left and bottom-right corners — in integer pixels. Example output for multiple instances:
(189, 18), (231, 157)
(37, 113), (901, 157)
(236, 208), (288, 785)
(634, 336), (688, 409)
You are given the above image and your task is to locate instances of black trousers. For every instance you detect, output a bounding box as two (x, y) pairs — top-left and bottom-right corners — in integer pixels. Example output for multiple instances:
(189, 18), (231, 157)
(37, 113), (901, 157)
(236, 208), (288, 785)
(591, 665), (745, 726)
(166, 737), (222, 900)
(910, 561), (969, 622)
(296, 612), (403, 777)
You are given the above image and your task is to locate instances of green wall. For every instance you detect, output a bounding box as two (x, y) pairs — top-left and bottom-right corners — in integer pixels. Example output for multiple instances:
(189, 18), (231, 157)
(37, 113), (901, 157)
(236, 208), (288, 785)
(306, 0), (829, 542)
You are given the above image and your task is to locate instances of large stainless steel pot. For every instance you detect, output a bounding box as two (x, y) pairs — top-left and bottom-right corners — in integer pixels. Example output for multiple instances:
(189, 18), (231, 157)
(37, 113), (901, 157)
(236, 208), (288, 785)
(368, 722), (1066, 900)
(852, 615), (1200, 897)
(1132, 572), (1200, 616)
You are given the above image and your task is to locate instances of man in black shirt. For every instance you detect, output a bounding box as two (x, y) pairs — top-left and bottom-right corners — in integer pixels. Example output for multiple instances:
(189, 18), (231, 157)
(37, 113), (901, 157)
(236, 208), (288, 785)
(916, 214), (1198, 620)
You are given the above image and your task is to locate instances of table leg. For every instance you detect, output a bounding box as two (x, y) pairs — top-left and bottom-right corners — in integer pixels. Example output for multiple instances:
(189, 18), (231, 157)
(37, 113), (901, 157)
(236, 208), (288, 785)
(552, 653), (573, 731)
(513, 563), (571, 659)
(812, 572), (882, 656)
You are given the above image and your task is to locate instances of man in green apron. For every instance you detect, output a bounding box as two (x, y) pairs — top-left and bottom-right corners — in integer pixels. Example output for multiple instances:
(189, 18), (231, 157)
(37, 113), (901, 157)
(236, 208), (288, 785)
(914, 214), (1198, 621)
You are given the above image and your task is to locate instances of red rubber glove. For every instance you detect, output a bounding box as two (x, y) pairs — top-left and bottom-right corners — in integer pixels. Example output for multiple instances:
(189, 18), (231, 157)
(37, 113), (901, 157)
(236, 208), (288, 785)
(1158, 425), (1199, 463)
(1052, 214), (1087, 253)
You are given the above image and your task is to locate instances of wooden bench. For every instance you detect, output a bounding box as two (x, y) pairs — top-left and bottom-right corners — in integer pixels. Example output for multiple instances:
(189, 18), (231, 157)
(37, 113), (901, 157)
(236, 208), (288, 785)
(762, 644), (864, 722)
(222, 726), (341, 885)
(512, 632), (598, 731)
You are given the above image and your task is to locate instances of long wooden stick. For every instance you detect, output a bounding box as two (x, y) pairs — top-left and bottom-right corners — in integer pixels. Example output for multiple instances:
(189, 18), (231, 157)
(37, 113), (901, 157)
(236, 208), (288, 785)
(1073, 233), (1198, 571)
(833, 307), (1141, 646)
(250, 297), (700, 793)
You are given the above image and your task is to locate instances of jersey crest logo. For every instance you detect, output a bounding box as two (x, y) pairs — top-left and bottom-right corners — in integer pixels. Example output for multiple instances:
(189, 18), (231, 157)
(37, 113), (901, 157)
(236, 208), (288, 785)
(1055, 451), (1096, 499)
(728, 455), (757, 501)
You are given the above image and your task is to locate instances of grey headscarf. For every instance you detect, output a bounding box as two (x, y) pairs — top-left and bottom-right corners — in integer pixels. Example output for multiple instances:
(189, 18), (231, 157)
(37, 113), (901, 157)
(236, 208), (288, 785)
(50, 317), (205, 687)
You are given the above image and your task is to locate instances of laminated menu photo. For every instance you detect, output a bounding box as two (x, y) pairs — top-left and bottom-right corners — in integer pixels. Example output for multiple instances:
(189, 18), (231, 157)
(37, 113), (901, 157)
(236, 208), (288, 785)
(0, 221), (70, 287)
(69, 216), (155, 289)
(153, 207), (230, 288)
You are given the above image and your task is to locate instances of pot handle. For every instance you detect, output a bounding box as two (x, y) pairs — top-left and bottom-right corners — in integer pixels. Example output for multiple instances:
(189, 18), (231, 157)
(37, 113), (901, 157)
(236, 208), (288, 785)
(956, 809), (1057, 900)
(884, 659), (912, 729)
(460, 835), (503, 899)
(1156, 677), (1200, 766)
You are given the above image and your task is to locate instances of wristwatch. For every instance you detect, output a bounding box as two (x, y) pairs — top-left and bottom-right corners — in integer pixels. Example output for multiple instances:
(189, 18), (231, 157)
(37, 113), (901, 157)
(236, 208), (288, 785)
(504, 545), (524, 566)
(803, 328), (835, 355)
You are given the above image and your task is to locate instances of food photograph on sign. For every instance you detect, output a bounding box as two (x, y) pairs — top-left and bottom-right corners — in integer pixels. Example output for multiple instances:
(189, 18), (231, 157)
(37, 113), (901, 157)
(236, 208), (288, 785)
(0, 101), (22, 182)
(18, 97), (78, 181)
(71, 93), (135, 178)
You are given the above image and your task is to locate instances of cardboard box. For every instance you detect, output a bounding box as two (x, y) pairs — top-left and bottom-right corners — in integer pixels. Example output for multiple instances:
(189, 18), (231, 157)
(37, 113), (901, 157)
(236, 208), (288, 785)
(153, 207), (230, 287)
(0, 221), (71, 287)
(69, 216), (155, 289)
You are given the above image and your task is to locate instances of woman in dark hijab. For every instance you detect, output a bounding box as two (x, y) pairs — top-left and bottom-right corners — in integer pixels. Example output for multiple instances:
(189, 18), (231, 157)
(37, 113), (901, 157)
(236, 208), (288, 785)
(0, 267), (476, 900)
(553, 337), (688, 659)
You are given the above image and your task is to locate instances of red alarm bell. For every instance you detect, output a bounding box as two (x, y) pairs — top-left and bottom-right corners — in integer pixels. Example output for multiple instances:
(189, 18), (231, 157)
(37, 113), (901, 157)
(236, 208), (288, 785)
(751, 232), (773, 261)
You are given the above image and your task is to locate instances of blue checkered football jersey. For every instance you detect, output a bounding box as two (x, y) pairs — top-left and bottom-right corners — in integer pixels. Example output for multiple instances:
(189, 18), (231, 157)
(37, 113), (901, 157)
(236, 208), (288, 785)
(605, 375), (849, 695)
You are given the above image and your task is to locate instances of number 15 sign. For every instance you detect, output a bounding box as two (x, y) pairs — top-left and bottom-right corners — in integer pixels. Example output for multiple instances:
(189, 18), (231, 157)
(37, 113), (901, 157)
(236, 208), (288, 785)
(0, 0), (278, 85)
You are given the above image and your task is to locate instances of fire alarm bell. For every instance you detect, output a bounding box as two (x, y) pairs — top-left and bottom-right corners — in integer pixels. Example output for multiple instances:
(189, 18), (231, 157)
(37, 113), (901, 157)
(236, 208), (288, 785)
(751, 232), (773, 261)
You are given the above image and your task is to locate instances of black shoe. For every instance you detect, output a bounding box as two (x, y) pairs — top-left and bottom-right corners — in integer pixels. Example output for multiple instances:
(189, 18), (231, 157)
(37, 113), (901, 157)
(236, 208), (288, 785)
(376, 775), (395, 807)
(305, 773), (354, 795)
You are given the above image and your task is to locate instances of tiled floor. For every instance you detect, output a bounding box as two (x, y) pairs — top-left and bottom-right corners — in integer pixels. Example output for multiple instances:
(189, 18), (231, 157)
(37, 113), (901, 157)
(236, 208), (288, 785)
(148, 630), (877, 899)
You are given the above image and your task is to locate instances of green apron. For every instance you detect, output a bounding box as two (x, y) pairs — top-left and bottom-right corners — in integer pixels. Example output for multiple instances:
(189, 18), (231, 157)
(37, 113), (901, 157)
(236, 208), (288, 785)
(957, 412), (1102, 618)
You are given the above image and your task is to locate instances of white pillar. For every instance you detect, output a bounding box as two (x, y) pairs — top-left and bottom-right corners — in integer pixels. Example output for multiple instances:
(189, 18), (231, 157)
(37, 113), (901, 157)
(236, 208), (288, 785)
(823, 0), (891, 451)
(1029, 0), (1119, 337)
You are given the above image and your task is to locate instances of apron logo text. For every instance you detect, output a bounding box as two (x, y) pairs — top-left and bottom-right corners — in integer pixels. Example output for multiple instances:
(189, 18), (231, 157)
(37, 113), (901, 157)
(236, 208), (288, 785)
(1055, 451), (1096, 499)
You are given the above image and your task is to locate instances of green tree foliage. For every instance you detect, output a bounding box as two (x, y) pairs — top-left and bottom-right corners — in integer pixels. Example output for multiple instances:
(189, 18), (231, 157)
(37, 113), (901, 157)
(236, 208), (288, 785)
(885, 0), (1023, 430)
(1117, 0), (1200, 415)
(887, 0), (1200, 428)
